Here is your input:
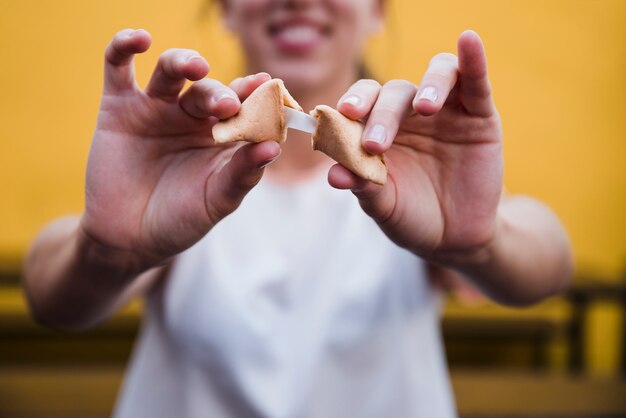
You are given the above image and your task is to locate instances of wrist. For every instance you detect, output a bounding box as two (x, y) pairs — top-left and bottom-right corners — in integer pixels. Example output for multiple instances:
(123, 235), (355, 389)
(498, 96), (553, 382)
(428, 213), (504, 273)
(76, 218), (160, 281)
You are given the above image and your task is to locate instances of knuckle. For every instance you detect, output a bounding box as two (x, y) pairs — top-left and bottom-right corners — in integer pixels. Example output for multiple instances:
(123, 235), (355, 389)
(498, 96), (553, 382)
(192, 78), (218, 92)
(372, 106), (401, 119)
(429, 53), (459, 73)
(106, 41), (126, 63)
(104, 43), (117, 61)
(186, 84), (208, 108)
(206, 198), (230, 226)
(431, 52), (458, 64)
(384, 79), (415, 91)
(424, 70), (451, 80)
(159, 48), (179, 61)
(235, 78), (258, 97)
(229, 77), (243, 88)
(465, 78), (492, 97)
(369, 108), (403, 129)
(229, 79), (245, 96)
(357, 78), (382, 89)
(159, 48), (198, 62)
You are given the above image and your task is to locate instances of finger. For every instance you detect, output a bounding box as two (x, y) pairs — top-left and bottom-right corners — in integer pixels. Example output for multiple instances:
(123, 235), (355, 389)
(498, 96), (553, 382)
(144, 48), (210, 100)
(206, 141), (281, 223)
(228, 72), (272, 101)
(328, 164), (396, 223)
(327, 164), (358, 190)
(361, 80), (417, 154)
(413, 52), (459, 116)
(103, 29), (151, 94)
(336, 79), (382, 120)
(179, 79), (241, 119)
(458, 30), (495, 117)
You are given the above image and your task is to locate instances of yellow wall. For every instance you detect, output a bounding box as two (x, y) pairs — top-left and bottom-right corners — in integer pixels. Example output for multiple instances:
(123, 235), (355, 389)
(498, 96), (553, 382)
(1, 0), (625, 278)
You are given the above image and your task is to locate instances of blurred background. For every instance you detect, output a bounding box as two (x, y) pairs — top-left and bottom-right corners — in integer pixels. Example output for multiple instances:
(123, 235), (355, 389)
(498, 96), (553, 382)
(0, 0), (625, 417)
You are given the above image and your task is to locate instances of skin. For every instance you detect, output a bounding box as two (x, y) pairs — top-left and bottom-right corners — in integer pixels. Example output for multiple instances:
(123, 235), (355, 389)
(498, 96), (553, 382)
(23, 0), (572, 331)
(220, 0), (381, 94)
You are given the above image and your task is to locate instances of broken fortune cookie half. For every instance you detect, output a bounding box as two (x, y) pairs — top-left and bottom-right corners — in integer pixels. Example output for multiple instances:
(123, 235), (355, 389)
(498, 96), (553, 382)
(311, 105), (387, 185)
(212, 79), (303, 144)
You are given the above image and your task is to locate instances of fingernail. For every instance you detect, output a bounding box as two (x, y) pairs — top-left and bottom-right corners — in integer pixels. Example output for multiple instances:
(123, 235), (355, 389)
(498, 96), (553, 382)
(365, 124), (386, 144)
(257, 155), (279, 169)
(341, 95), (361, 107)
(186, 55), (204, 64)
(213, 91), (238, 104)
(418, 86), (438, 102)
(255, 72), (271, 79)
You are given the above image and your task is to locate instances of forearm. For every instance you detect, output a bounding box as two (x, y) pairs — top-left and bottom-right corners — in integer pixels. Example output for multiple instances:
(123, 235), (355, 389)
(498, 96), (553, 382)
(23, 216), (159, 331)
(450, 196), (573, 306)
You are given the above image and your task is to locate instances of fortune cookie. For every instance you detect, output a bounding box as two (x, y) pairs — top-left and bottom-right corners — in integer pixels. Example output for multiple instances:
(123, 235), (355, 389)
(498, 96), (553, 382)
(212, 79), (302, 144)
(310, 105), (387, 185)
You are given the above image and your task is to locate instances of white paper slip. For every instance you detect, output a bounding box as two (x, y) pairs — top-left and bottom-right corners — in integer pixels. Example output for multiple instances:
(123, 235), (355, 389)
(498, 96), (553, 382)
(284, 106), (316, 134)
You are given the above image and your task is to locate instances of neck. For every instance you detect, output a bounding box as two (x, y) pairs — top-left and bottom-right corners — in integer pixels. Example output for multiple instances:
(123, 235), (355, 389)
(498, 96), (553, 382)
(255, 67), (359, 183)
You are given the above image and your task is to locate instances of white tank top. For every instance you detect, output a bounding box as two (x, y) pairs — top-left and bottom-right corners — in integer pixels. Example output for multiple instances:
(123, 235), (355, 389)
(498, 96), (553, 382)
(114, 172), (457, 418)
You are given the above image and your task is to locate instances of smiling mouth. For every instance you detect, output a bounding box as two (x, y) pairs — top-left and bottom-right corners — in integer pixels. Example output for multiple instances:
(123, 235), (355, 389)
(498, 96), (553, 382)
(268, 20), (332, 53)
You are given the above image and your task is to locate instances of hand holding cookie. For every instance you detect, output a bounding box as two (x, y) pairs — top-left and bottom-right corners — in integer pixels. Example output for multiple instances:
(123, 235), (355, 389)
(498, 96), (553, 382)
(82, 30), (282, 268)
(330, 31), (503, 265)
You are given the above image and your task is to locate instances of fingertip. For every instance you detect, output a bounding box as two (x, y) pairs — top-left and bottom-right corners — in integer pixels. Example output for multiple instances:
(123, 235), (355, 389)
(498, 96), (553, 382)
(127, 29), (152, 53)
(106, 29), (152, 69)
(457, 30), (488, 81)
(337, 102), (365, 121)
(328, 164), (358, 189)
(252, 140), (281, 159)
(253, 140), (282, 169)
(255, 72), (272, 82)
(361, 138), (387, 155)
(413, 84), (443, 115)
(182, 56), (210, 81)
(211, 95), (241, 119)
(337, 95), (367, 120)
(133, 28), (152, 41)
(460, 29), (480, 41)
(458, 29), (485, 54)
(229, 141), (281, 173)
(249, 72), (271, 88)
(112, 28), (150, 55)
(265, 140), (282, 158)
(412, 98), (439, 116)
(233, 73), (271, 101)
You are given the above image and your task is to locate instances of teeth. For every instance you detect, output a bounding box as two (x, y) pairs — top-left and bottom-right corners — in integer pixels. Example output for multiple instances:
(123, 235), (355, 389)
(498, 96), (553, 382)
(279, 26), (318, 43)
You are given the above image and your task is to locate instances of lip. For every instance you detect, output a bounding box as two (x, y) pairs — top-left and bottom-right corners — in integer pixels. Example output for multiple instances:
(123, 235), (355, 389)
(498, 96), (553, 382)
(267, 17), (331, 54)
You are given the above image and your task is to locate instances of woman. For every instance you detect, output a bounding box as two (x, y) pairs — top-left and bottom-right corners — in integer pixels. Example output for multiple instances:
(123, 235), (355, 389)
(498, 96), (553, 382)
(23, 0), (572, 416)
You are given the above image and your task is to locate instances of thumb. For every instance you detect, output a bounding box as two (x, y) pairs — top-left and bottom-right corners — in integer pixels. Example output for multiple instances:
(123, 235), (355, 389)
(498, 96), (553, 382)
(205, 141), (281, 224)
(328, 164), (396, 224)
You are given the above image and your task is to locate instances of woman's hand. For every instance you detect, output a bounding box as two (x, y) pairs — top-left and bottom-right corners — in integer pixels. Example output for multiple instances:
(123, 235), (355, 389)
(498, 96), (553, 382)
(23, 29), (282, 330)
(330, 30), (572, 305)
(330, 30), (502, 265)
(82, 29), (280, 272)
